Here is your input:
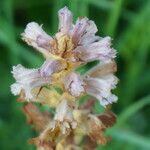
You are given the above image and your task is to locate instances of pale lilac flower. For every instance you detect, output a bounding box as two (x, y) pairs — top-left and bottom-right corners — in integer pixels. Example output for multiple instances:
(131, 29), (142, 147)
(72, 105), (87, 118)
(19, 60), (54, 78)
(11, 64), (51, 100)
(83, 62), (118, 107)
(84, 74), (118, 106)
(11, 59), (65, 100)
(64, 72), (85, 97)
(74, 36), (116, 63)
(22, 22), (53, 56)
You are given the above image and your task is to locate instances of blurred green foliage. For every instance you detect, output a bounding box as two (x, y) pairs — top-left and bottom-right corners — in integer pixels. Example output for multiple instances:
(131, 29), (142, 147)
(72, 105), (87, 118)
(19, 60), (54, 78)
(0, 0), (150, 149)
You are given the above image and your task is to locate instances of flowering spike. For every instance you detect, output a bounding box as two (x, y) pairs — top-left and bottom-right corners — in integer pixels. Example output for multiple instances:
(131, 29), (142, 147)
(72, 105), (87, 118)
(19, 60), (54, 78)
(11, 6), (118, 148)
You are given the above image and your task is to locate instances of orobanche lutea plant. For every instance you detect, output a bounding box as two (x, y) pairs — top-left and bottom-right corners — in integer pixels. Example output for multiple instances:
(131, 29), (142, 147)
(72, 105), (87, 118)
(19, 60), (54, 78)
(11, 7), (118, 150)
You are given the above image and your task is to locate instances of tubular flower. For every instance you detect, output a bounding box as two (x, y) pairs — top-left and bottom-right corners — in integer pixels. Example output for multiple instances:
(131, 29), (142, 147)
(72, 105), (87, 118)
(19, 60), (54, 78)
(64, 72), (85, 97)
(11, 6), (118, 149)
(84, 74), (118, 106)
(11, 59), (66, 100)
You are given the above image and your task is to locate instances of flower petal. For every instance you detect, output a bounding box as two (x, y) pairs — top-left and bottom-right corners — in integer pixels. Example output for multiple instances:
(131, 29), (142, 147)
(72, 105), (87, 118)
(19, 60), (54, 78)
(22, 22), (53, 56)
(84, 20), (98, 35)
(11, 83), (22, 96)
(79, 20), (98, 45)
(72, 18), (97, 46)
(101, 74), (118, 89)
(72, 18), (88, 45)
(79, 34), (100, 46)
(58, 7), (72, 34)
(40, 59), (67, 77)
(100, 94), (118, 106)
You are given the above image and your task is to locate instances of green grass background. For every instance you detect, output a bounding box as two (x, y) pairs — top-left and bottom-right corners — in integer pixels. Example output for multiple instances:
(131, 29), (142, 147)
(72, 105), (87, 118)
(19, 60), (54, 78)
(0, 0), (150, 149)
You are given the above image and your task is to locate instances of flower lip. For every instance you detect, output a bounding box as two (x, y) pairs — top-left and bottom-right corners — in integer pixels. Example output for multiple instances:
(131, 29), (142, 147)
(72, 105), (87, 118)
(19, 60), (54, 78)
(64, 72), (85, 97)
(36, 35), (50, 49)
(72, 17), (89, 45)
(84, 75), (118, 107)
(22, 22), (53, 57)
(40, 59), (67, 77)
(74, 36), (117, 63)
(58, 6), (72, 34)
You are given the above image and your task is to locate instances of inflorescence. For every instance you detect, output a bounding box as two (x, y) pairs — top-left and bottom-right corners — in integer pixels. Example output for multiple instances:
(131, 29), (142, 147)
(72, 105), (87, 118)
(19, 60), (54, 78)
(11, 7), (118, 150)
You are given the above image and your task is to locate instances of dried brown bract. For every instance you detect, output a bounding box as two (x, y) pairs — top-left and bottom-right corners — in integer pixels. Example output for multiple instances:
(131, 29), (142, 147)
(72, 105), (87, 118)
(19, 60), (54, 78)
(23, 103), (50, 131)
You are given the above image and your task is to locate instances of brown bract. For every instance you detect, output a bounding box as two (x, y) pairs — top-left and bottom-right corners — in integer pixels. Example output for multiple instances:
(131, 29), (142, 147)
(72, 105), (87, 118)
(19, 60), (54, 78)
(23, 103), (50, 132)
(11, 6), (118, 149)
(98, 111), (117, 128)
(88, 111), (116, 145)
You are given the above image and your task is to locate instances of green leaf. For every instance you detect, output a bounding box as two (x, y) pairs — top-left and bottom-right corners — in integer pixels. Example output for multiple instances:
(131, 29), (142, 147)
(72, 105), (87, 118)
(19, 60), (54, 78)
(117, 95), (150, 126)
(109, 129), (150, 149)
